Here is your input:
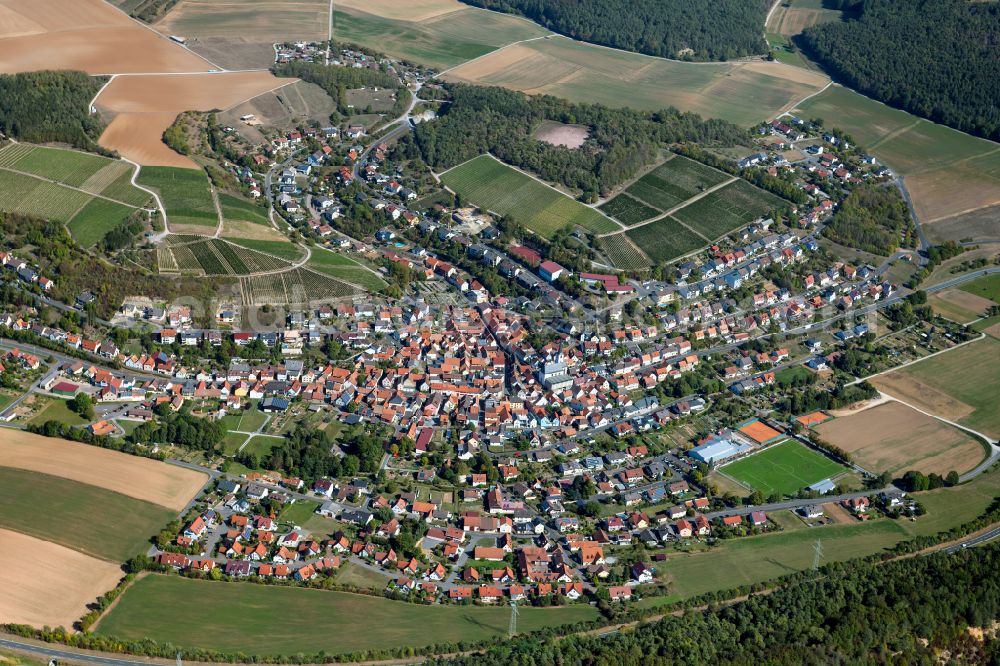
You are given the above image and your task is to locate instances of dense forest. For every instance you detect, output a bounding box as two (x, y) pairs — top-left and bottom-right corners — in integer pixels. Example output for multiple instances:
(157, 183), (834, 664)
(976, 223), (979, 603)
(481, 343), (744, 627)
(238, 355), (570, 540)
(412, 84), (750, 198)
(434, 544), (1000, 665)
(822, 183), (916, 255)
(459, 0), (769, 61)
(801, 0), (1000, 141)
(0, 71), (107, 152)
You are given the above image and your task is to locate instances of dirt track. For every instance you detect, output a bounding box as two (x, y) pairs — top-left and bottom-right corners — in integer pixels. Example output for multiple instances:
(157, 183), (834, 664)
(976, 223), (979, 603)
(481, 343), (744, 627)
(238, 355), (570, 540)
(0, 430), (207, 510)
(0, 528), (123, 628)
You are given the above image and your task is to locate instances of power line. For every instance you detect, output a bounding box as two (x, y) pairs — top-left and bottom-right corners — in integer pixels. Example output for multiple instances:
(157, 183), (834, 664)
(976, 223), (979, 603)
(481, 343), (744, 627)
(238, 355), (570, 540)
(812, 539), (823, 570)
(509, 599), (519, 637)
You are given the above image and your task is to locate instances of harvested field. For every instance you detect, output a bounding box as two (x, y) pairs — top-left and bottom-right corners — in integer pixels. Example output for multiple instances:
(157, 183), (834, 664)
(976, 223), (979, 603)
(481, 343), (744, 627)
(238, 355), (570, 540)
(928, 289), (995, 323)
(443, 36), (829, 127)
(333, 0), (461, 21)
(796, 85), (1000, 224)
(814, 401), (984, 476)
(925, 205), (1000, 244)
(0, 0), (211, 74)
(870, 336), (1000, 439)
(95, 71), (295, 167)
(533, 120), (589, 149)
(0, 430), (207, 511)
(0, 528), (123, 629)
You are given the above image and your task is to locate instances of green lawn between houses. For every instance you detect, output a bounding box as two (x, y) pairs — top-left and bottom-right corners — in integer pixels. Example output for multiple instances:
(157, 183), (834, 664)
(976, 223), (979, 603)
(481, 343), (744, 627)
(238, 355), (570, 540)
(721, 440), (847, 497)
(0, 467), (175, 562)
(97, 574), (599, 655)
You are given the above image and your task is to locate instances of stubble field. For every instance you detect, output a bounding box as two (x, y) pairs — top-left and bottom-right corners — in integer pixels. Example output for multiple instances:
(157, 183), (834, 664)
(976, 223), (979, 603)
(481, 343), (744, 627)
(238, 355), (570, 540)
(0, 430), (207, 511)
(0, 528), (124, 628)
(0, 0), (211, 74)
(443, 36), (830, 127)
(814, 400), (985, 476)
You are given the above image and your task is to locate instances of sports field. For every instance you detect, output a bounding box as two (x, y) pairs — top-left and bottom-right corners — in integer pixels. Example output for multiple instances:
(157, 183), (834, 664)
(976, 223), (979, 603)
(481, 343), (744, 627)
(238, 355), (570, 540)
(137, 166), (217, 228)
(0, 467), (175, 562)
(722, 440), (847, 497)
(440, 155), (619, 238)
(443, 36), (829, 127)
(796, 85), (1000, 225)
(623, 216), (707, 264)
(870, 336), (1000, 439)
(98, 574), (599, 655)
(814, 401), (985, 476)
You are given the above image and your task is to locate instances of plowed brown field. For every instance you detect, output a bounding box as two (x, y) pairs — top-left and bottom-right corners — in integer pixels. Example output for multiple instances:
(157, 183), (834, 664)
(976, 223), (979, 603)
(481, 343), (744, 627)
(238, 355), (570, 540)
(0, 430), (207, 510)
(0, 0), (211, 74)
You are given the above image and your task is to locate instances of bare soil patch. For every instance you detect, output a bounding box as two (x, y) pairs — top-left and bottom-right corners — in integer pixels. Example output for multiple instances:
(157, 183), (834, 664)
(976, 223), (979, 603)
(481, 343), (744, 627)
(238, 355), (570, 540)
(95, 71), (294, 167)
(0, 528), (123, 628)
(533, 120), (589, 149)
(822, 502), (854, 525)
(908, 168), (1000, 224)
(815, 401), (983, 476)
(0, 430), (207, 510)
(924, 204), (1000, 244)
(335, 0), (463, 21)
(869, 375), (974, 423)
(221, 218), (286, 241)
(0, 0), (211, 74)
(100, 113), (200, 168)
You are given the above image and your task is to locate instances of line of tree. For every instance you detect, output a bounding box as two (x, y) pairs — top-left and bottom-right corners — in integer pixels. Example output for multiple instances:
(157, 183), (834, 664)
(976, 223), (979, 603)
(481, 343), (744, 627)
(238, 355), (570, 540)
(800, 0), (1000, 141)
(412, 83), (751, 199)
(459, 0), (770, 61)
(433, 542), (1000, 665)
(0, 71), (109, 153)
(821, 183), (916, 255)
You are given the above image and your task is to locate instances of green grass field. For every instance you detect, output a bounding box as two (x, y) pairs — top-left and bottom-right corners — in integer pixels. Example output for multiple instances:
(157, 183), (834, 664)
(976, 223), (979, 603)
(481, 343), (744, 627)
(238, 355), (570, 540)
(960, 273), (1000, 304)
(219, 193), (269, 226)
(137, 167), (217, 228)
(441, 155), (619, 238)
(307, 249), (388, 291)
(226, 237), (304, 261)
(722, 440), (847, 497)
(333, 6), (550, 70)
(896, 336), (1000, 438)
(673, 179), (787, 240)
(279, 500), (320, 526)
(67, 198), (139, 247)
(98, 575), (598, 655)
(336, 562), (391, 590)
(27, 398), (88, 427)
(625, 156), (732, 212)
(0, 467), (175, 562)
(624, 216), (707, 264)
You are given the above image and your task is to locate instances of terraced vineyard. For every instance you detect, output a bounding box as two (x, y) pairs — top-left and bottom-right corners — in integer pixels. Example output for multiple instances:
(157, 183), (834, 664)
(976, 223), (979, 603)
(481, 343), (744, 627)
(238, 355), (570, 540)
(673, 179), (787, 240)
(624, 216), (708, 264)
(440, 155), (619, 238)
(599, 234), (651, 270)
(307, 250), (386, 291)
(0, 171), (91, 222)
(598, 193), (659, 226)
(159, 238), (294, 276)
(241, 268), (362, 306)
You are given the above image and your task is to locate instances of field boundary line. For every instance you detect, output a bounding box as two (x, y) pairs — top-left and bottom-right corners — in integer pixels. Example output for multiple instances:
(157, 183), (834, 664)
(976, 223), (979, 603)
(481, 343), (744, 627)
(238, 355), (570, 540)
(776, 79), (832, 120)
(600, 175), (737, 238)
(435, 34), (552, 78)
(124, 161), (169, 233)
(101, 0), (223, 72)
